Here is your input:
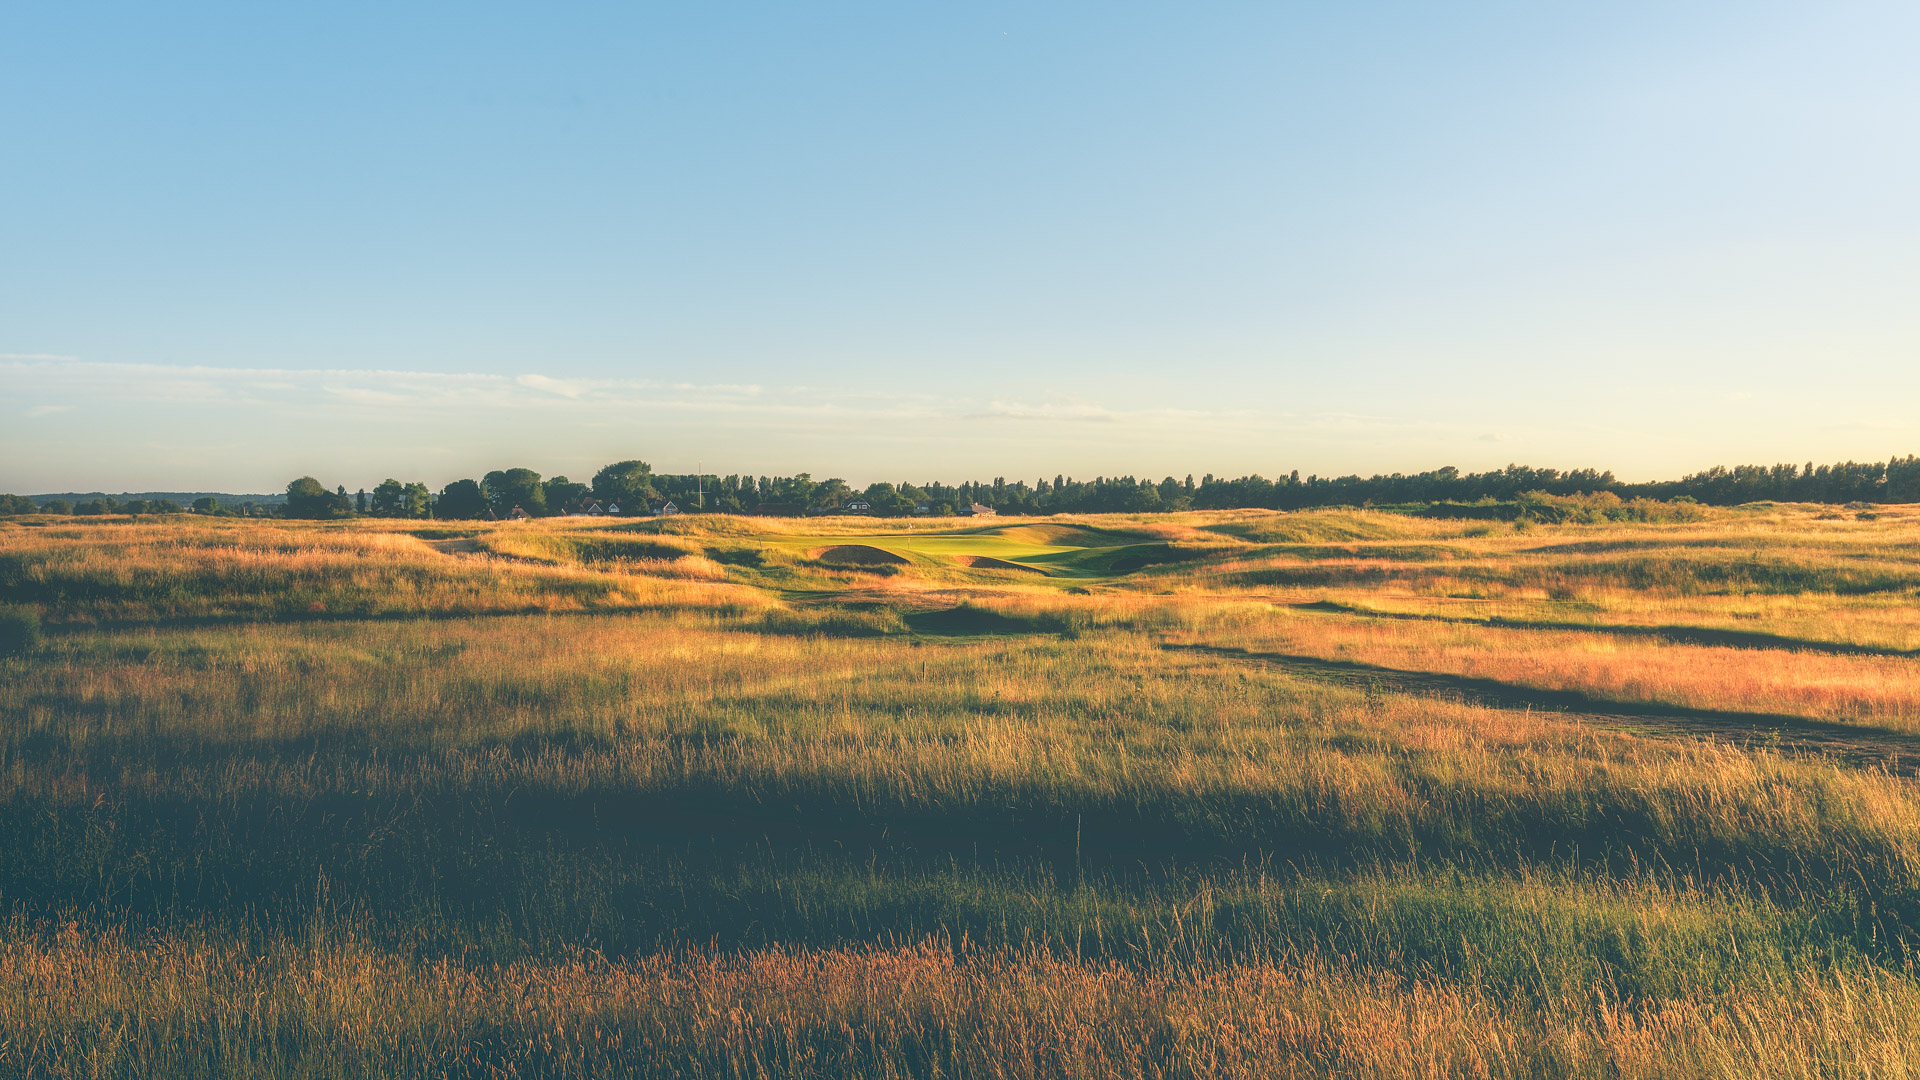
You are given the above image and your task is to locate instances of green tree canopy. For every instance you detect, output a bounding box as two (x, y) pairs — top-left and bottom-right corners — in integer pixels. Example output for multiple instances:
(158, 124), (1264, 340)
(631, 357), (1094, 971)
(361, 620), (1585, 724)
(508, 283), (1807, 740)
(435, 479), (491, 520)
(401, 482), (432, 519)
(810, 477), (852, 509)
(369, 479), (407, 517)
(545, 476), (590, 513)
(284, 477), (351, 519)
(483, 468), (547, 517)
(372, 479), (434, 518)
(591, 460), (656, 511)
(862, 482), (915, 517)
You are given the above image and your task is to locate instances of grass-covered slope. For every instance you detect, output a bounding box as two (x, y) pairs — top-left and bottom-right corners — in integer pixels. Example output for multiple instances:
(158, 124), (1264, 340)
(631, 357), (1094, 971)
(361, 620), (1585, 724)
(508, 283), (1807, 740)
(4, 504), (1920, 1076)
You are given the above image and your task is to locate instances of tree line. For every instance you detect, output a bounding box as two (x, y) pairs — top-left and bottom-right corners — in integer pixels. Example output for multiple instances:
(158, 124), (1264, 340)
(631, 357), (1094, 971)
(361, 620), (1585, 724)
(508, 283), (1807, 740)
(6, 454), (1916, 520)
(275, 454), (1920, 519)
(0, 495), (193, 516)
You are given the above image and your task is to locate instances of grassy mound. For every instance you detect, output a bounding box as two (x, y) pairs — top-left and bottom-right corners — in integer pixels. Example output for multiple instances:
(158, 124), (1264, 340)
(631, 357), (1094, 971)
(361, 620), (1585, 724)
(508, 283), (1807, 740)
(810, 544), (909, 566)
(953, 554), (1047, 574)
(990, 523), (1142, 547)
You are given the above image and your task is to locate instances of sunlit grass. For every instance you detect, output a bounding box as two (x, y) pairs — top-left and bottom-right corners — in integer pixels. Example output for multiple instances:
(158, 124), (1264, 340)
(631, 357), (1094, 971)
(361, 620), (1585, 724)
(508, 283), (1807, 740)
(7, 506), (1920, 1075)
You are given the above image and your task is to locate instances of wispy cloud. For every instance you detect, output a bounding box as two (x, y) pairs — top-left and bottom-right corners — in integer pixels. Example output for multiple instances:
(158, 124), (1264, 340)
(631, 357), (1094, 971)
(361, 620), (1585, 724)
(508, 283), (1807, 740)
(0, 359), (1598, 451)
(2, 358), (795, 416)
(8, 356), (1553, 491)
(515, 374), (589, 399)
(984, 400), (1122, 422)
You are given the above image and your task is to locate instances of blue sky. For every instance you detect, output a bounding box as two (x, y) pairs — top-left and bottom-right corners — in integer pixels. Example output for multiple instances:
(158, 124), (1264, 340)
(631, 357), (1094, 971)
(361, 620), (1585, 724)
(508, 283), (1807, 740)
(5, 3), (1919, 492)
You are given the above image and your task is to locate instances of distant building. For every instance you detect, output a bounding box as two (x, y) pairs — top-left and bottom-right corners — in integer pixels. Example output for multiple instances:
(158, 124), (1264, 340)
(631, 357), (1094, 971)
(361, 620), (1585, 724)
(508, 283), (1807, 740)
(965, 503), (997, 517)
(845, 498), (873, 514)
(507, 505), (530, 520)
(655, 501), (680, 516)
(605, 502), (621, 516)
(583, 501), (606, 516)
(913, 504), (932, 516)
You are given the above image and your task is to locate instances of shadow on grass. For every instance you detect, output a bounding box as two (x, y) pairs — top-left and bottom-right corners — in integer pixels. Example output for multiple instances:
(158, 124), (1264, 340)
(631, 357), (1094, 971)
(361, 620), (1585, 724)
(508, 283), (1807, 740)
(1172, 642), (1920, 772)
(1293, 599), (1920, 659)
(903, 605), (1064, 636)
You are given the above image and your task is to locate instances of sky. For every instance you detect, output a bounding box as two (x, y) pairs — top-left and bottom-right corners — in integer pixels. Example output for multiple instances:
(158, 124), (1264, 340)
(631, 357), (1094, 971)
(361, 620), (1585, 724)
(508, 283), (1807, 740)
(5, 2), (1919, 493)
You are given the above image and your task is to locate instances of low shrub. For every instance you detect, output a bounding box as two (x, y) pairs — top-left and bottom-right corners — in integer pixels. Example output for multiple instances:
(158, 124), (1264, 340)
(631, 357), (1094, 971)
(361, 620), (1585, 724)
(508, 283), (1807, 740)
(0, 605), (41, 656)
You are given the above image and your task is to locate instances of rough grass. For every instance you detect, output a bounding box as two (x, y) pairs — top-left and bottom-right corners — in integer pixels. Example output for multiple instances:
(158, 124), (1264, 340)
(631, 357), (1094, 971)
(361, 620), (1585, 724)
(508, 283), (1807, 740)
(6, 507), (1920, 1076)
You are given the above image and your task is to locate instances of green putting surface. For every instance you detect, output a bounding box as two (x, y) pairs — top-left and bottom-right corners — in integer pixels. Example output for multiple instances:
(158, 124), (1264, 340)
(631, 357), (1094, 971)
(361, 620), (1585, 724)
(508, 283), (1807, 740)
(762, 525), (1150, 578)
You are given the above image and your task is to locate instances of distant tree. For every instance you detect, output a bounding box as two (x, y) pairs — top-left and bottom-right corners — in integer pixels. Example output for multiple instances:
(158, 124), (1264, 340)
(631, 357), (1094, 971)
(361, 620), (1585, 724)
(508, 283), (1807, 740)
(545, 475), (590, 513)
(772, 473), (816, 506)
(862, 482), (914, 517)
(44, 499), (71, 514)
(591, 460), (656, 511)
(285, 477), (327, 517)
(0, 495), (34, 515)
(435, 479), (491, 520)
(368, 479), (433, 518)
(285, 477), (351, 519)
(483, 468), (547, 517)
(1889, 455), (1920, 503)
(401, 482), (432, 518)
(150, 500), (183, 514)
(810, 477), (852, 510)
(369, 479), (407, 517)
(355, 488), (368, 514)
(192, 497), (219, 514)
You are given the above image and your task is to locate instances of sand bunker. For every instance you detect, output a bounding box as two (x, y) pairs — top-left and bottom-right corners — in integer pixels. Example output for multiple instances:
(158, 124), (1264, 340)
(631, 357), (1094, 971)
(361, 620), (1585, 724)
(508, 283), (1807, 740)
(810, 544), (909, 566)
(953, 554), (1046, 574)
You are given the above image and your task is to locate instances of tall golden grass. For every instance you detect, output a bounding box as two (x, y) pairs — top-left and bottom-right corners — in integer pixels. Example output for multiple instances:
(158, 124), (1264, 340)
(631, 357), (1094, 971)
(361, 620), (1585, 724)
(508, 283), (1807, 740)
(7, 507), (1920, 1076)
(9, 931), (1920, 1080)
(1190, 609), (1920, 730)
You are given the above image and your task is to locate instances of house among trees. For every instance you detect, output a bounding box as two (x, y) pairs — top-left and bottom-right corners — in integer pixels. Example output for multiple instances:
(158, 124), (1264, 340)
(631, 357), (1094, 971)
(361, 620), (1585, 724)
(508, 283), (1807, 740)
(655, 501), (680, 516)
(914, 504), (932, 515)
(964, 503), (996, 517)
(507, 505), (530, 520)
(605, 502), (621, 516)
(844, 498), (873, 514)
(583, 501), (606, 516)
